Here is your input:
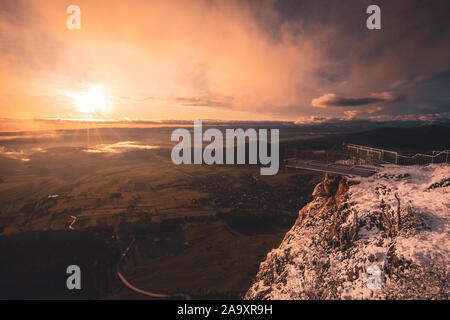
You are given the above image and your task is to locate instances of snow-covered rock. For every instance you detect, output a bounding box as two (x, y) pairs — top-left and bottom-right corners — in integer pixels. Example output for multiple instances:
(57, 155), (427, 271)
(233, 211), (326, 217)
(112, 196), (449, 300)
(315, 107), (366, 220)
(245, 164), (449, 300)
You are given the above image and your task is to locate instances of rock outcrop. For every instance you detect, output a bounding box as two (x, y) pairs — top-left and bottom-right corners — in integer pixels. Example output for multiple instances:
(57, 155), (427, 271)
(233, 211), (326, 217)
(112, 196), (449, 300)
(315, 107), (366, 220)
(245, 164), (449, 300)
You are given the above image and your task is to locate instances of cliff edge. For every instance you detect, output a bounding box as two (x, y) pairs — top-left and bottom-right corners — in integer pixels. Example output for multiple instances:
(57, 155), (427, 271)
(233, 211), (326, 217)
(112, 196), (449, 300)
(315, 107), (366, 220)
(245, 164), (449, 299)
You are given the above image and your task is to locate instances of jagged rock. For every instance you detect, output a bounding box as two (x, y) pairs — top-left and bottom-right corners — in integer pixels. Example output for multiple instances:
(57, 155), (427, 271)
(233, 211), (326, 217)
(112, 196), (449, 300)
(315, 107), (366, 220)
(245, 164), (449, 300)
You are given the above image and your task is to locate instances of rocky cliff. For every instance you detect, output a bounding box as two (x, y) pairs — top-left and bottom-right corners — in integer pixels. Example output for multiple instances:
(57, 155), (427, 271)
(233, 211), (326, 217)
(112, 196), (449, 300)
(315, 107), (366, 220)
(245, 164), (449, 299)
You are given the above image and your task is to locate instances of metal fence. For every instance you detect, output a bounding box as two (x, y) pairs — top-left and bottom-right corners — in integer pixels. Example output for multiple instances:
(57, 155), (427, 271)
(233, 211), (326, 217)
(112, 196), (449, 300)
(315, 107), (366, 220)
(344, 144), (450, 166)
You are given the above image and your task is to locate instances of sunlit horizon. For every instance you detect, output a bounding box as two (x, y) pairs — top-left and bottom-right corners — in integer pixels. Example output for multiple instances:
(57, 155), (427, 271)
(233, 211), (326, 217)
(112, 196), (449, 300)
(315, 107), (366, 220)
(1, 0), (449, 126)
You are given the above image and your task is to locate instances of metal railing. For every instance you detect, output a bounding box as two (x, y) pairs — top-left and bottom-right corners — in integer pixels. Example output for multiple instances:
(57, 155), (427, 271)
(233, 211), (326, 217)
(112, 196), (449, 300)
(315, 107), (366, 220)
(344, 144), (450, 166)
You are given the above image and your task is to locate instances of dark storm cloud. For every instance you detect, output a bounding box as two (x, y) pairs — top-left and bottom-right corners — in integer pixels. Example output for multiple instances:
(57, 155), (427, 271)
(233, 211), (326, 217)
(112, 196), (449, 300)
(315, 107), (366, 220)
(287, 0), (450, 118)
(426, 69), (450, 84)
(312, 92), (405, 108)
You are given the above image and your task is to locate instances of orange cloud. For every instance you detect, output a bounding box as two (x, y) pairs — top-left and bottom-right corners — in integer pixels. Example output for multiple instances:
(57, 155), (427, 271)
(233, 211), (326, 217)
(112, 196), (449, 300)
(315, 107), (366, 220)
(0, 0), (449, 121)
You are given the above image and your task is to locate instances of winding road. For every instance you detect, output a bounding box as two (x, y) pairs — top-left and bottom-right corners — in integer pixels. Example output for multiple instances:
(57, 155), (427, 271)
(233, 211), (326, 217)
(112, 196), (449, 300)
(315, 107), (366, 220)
(68, 215), (77, 230)
(116, 237), (191, 300)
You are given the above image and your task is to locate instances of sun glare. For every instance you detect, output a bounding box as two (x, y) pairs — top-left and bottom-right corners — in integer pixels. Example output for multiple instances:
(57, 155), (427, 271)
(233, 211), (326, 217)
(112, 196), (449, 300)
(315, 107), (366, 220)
(73, 85), (108, 115)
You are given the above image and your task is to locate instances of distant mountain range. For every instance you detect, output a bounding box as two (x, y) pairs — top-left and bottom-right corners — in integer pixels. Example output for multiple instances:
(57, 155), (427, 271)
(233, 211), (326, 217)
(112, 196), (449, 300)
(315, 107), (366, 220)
(281, 125), (450, 154)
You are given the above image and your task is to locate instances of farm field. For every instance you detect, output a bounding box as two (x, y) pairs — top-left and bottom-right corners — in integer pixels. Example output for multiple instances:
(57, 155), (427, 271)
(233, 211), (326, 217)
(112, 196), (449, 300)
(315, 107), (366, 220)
(0, 139), (321, 299)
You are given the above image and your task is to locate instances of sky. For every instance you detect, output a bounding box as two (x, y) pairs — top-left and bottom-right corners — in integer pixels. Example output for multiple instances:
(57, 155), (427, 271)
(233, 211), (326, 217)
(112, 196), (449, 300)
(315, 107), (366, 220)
(0, 0), (449, 123)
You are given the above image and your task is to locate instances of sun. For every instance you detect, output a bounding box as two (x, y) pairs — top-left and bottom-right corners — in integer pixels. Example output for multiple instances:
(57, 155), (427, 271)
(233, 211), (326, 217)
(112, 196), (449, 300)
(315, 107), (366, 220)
(73, 85), (108, 115)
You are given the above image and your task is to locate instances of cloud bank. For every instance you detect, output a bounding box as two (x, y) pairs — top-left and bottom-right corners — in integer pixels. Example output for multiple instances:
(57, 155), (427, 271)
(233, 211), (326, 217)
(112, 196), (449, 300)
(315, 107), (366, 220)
(0, 0), (449, 121)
